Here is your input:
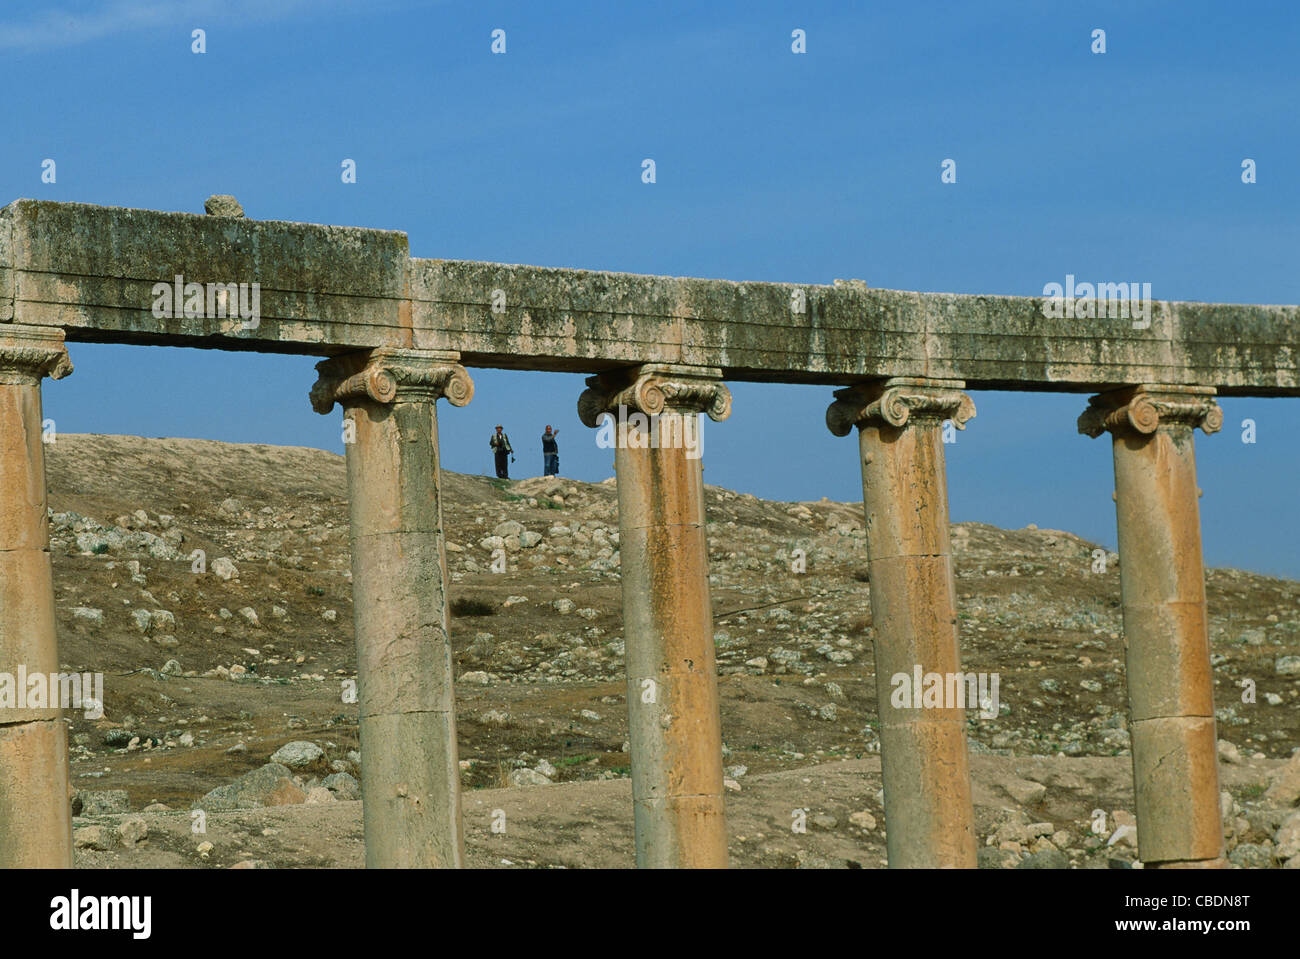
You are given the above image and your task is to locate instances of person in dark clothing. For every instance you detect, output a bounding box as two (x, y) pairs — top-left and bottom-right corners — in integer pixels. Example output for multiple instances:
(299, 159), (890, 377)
(490, 425), (514, 479)
(542, 425), (560, 476)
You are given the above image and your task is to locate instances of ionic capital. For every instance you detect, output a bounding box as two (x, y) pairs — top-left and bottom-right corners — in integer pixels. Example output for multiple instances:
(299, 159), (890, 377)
(826, 377), (974, 437)
(577, 364), (731, 428)
(1078, 385), (1221, 439)
(310, 348), (473, 414)
(0, 325), (73, 386)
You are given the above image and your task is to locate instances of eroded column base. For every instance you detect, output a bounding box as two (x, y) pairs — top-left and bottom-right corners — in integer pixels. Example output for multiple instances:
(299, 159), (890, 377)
(632, 794), (728, 868)
(1147, 857), (1229, 869)
(877, 721), (977, 868)
(0, 719), (72, 868)
(1130, 715), (1224, 864)
(357, 710), (464, 869)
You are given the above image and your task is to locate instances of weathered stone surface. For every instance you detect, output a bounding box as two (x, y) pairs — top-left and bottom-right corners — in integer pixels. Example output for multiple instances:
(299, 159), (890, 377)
(0, 326), (73, 868)
(5, 200), (409, 352)
(3, 199), (1297, 394)
(1082, 386), (1225, 868)
(0, 720), (72, 866)
(831, 379), (978, 869)
(72, 789), (130, 816)
(203, 194), (244, 217)
(312, 348), (470, 869)
(582, 365), (729, 869)
(4, 197), (1293, 876)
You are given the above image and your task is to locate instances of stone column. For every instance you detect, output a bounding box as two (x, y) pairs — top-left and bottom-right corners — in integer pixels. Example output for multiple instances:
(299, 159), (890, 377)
(0, 325), (73, 868)
(311, 348), (473, 868)
(1079, 384), (1226, 868)
(578, 364), (731, 868)
(827, 377), (978, 868)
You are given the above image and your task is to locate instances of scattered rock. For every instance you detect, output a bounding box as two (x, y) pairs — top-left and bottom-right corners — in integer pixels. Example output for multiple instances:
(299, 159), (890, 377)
(1275, 810), (1300, 862)
(270, 741), (325, 769)
(1003, 778), (1048, 806)
(979, 847), (1021, 869)
(204, 194), (245, 217)
(322, 772), (361, 800)
(195, 762), (296, 811)
(1218, 739), (1244, 765)
(73, 789), (130, 816)
(849, 810), (877, 830)
(508, 768), (552, 787)
(1229, 843), (1273, 869)
(73, 826), (117, 851)
(265, 780), (308, 806)
(117, 817), (148, 846)
(1107, 824), (1138, 848)
(1265, 753), (1300, 806)
(212, 556), (239, 581)
(1017, 847), (1069, 869)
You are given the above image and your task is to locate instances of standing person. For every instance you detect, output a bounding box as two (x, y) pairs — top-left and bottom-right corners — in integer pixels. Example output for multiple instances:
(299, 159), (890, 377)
(490, 424), (514, 479)
(542, 425), (560, 476)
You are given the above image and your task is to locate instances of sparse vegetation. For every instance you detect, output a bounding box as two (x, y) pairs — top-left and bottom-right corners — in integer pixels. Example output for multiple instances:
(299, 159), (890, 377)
(451, 597), (495, 617)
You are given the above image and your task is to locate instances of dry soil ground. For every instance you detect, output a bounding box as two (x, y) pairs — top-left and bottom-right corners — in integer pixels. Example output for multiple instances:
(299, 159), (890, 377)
(34, 434), (1300, 868)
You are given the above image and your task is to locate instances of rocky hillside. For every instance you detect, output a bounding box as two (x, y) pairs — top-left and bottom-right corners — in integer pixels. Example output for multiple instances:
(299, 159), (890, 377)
(33, 434), (1300, 868)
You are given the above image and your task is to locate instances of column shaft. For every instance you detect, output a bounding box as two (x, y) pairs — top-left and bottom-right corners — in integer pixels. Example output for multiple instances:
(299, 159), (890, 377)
(580, 365), (731, 867)
(0, 326), (73, 868)
(312, 349), (473, 868)
(1081, 385), (1225, 867)
(829, 378), (978, 868)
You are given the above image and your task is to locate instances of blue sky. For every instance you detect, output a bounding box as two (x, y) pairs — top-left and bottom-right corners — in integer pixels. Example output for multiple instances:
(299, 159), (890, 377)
(3, 0), (1297, 577)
